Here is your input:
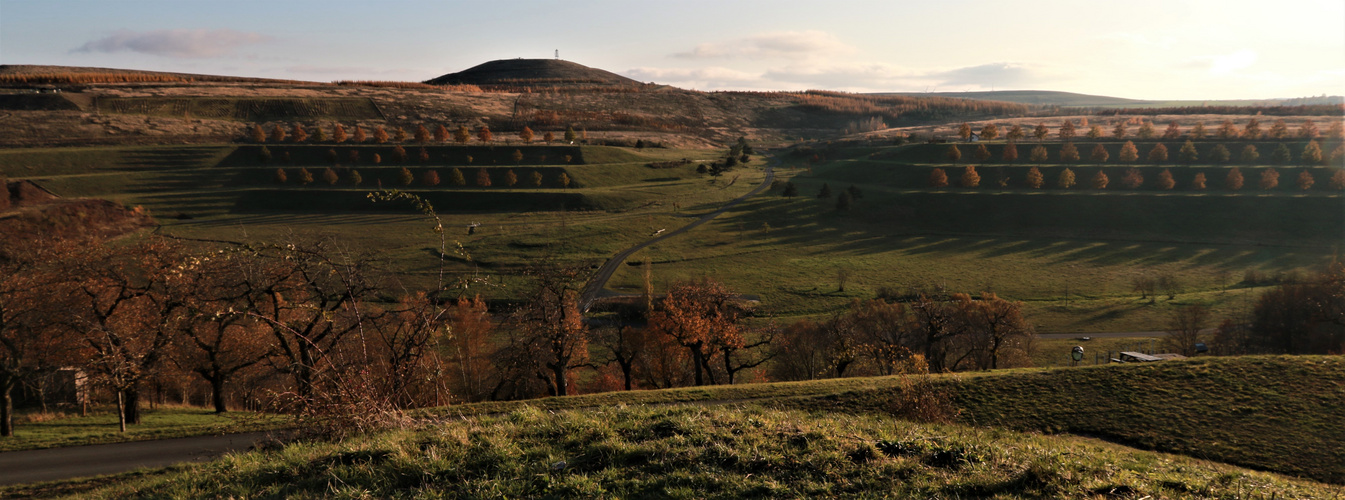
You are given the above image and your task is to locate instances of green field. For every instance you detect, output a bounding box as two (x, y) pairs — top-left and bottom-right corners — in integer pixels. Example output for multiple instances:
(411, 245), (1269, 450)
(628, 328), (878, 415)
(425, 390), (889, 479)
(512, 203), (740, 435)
(5, 141), (1339, 331)
(591, 141), (1340, 330)
(11, 356), (1339, 498)
(602, 183), (1334, 329)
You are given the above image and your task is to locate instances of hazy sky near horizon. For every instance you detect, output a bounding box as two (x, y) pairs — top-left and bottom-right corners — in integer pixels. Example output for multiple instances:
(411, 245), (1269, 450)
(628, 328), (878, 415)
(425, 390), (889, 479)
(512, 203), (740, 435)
(2, 0), (1342, 100)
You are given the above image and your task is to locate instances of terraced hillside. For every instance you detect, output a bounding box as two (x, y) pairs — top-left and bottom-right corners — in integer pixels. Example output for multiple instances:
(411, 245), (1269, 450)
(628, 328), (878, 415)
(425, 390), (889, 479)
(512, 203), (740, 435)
(95, 97), (383, 121)
(0, 143), (757, 296)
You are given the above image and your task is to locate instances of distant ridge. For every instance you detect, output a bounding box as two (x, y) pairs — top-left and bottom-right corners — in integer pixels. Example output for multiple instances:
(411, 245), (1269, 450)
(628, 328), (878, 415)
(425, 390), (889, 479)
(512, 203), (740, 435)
(873, 90), (1345, 109)
(873, 90), (1157, 107)
(0, 64), (317, 84)
(425, 59), (641, 88)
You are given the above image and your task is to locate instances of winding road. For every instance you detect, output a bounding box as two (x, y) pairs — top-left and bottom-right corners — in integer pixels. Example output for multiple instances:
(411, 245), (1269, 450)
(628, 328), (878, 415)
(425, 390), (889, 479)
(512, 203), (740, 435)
(578, 161), (775, 311)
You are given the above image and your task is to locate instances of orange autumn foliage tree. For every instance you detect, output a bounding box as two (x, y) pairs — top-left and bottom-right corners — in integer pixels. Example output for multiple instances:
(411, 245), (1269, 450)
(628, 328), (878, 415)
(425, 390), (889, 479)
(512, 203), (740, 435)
(1226, 168), (1245, 190)
(443, 295), (494, 402)
(1025, 166), (1044, 188)
(512, 267), (589, 397)
(960, 165), (981, 188)
(56, 239), (187, 430)
(929, 167), (948, 187)
(648, 278), (744, 386)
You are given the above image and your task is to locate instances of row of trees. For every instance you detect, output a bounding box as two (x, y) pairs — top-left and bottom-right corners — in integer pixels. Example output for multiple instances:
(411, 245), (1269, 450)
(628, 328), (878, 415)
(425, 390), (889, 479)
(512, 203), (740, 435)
(947, 140), (1342, 167)
(930, 165), (1344, 191)
(772, 293), (1034, 381)
(274, 167), (572, 189)
(957, 118), (1344, 142)
(261, 146), (573, 167)
(0, 225), (1041, 437)
(248, 123), (579, 146)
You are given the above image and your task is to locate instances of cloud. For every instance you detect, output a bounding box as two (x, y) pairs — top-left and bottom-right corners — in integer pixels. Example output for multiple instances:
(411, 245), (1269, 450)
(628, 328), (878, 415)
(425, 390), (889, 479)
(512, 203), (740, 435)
(623, 66), (766, 89)
(74, 29), (271, 58)
(932, 63), (1042, 87)
(1179, 50), (1258, 76)
(674, 30), (853, 60)
(761, 61), (1053, 91)
(626, 60), (1055, 92)
(763, 62), (921, 89)
(1209, 50), (1257, 74)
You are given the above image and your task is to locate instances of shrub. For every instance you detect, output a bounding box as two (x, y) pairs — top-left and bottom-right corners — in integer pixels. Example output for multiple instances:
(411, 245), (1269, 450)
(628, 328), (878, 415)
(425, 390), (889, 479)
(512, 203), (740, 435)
(1192, 172), (1207, 190)
(959, 166), (980, 188)
(1025, 167), (1044, 188)
(1057, 168), (1076, 189)
(929, 168), (948, 187)
(1296, 170), (1315, 190)
(1092, 170), (1109, 189)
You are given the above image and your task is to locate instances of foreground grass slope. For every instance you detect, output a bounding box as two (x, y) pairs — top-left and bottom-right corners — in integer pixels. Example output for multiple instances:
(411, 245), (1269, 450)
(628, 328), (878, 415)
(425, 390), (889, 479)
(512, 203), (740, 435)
(424, 356), (1343, 484)
(35, 405), (1339, 499)
(781, 356), (1345, 484)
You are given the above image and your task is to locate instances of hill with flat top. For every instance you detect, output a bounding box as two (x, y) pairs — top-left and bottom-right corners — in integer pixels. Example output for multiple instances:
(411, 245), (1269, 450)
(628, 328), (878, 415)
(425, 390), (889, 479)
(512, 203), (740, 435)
(425, 59), (644, 88)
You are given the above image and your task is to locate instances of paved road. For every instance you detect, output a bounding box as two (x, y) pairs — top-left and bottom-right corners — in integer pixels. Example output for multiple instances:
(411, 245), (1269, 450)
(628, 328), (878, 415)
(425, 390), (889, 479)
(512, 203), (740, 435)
(579, 161), (776, 311)
(0, 431), (276, 486)
(1038, 328), (1218, 339)
(1038, 331), (1164, 339)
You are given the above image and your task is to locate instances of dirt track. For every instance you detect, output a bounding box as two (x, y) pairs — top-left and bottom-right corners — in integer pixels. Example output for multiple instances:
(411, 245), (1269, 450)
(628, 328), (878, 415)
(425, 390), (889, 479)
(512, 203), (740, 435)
(579, 160), (775, 310)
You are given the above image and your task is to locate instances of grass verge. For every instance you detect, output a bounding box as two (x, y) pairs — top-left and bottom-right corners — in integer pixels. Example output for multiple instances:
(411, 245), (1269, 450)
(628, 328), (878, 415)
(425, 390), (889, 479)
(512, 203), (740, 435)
(0, 406), (285, 453)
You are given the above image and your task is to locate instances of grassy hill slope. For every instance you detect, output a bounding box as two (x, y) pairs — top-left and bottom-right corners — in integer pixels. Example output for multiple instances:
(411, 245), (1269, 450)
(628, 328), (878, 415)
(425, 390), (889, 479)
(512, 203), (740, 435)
(422, 356), (1343, 484)
(20, 356), (1341, 499)
(780, 356), (1345, 484)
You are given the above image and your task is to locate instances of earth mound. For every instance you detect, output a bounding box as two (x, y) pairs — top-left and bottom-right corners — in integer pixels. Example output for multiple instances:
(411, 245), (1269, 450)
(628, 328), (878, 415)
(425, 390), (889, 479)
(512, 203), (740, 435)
(0, 181), (152, 248)
(425, 59), (642, 88)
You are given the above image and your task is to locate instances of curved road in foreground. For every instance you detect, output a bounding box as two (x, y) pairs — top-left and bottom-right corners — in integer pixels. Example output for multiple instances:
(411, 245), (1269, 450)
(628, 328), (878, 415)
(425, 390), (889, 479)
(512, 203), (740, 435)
(579, 161), (775, 311)
(0, 431), (277, 486)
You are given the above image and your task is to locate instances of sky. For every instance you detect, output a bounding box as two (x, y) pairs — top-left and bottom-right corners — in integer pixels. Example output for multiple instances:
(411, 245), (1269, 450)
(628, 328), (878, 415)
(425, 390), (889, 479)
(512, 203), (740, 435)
(2, 0), (1342, 100)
